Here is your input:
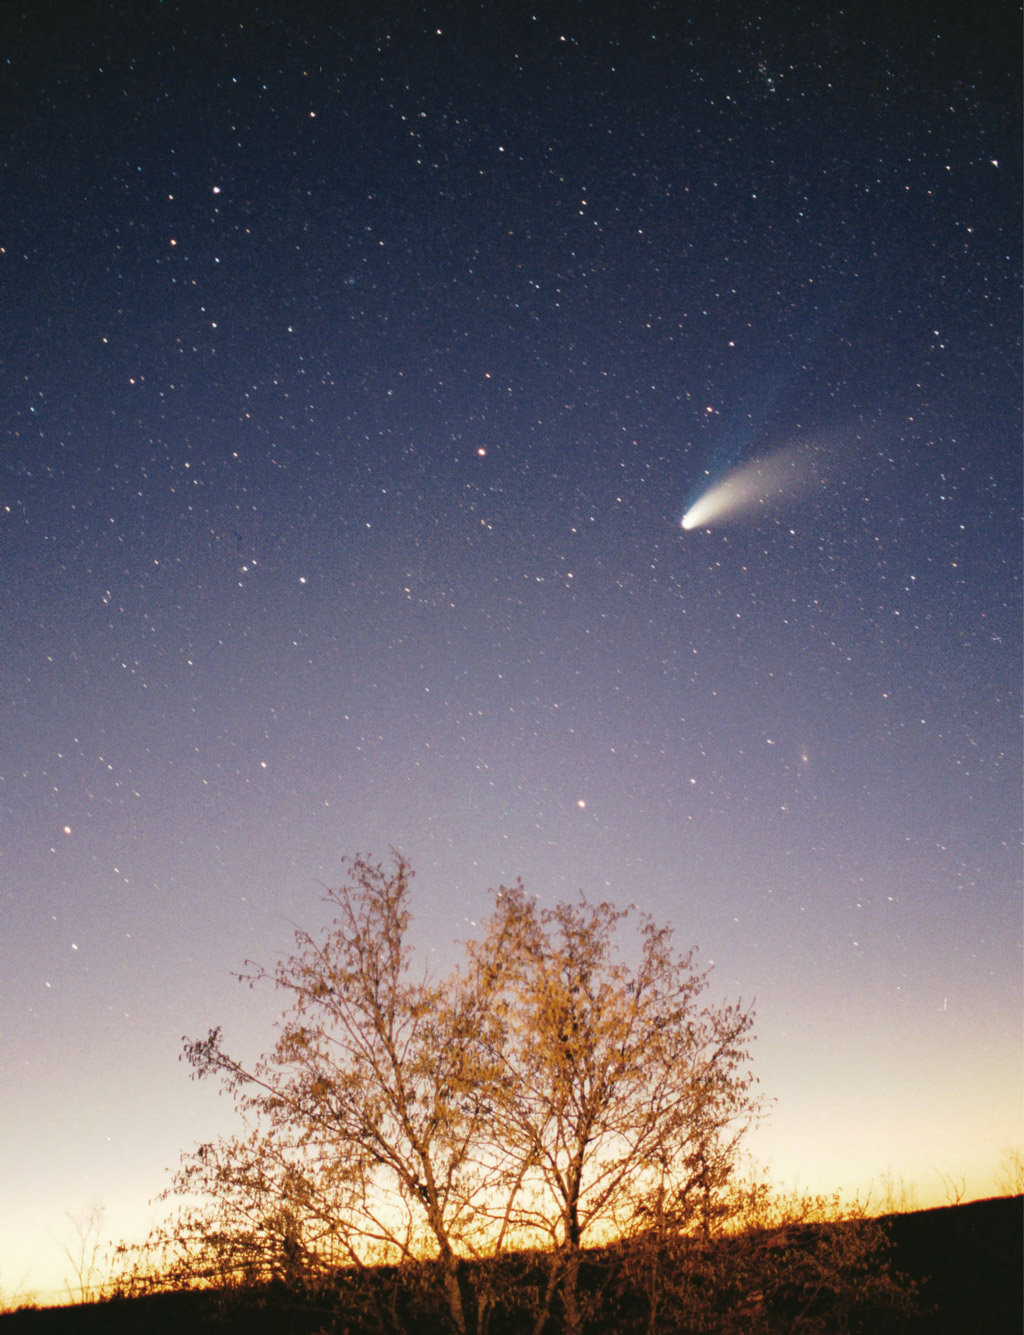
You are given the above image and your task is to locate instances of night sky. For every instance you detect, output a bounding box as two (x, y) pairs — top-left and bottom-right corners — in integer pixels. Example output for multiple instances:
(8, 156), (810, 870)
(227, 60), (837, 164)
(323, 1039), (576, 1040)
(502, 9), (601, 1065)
(1, 0), (1020, 1303)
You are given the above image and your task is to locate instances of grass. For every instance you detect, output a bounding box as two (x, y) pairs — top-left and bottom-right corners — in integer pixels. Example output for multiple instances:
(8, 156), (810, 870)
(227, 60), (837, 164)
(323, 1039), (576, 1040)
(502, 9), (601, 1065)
(1, 1195), (1019, 1334)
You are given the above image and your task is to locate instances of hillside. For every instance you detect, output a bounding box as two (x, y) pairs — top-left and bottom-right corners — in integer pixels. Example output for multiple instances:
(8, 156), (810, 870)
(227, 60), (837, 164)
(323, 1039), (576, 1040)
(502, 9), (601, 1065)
(2, 1195), (1020, 1334)
(886, 1195), (1022, 1333)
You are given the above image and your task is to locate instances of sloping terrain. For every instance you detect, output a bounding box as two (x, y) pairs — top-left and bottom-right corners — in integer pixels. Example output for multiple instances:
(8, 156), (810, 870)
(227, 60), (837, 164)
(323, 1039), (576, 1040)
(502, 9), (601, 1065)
(2, 1195), (1020, 1334)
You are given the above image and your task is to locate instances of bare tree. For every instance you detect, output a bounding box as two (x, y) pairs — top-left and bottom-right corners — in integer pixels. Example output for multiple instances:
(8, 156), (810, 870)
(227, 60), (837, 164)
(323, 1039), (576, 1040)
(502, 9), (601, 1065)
(998, 1145), (1024, 1196)
(872, 1169), (918, 1216)
(58, 1204), (107, 1305)
(935, 1169), (967, 1207)
(466, 886), (760, 1335)
(123, 855), (911, 1334)
(159, 853), (522, 1335)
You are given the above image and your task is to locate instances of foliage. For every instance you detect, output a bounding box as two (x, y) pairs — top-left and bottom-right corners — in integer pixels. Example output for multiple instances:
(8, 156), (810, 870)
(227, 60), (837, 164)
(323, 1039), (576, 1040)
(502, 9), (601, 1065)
(465, 885), (759, 1334)
(116, 852), (916, 1334)
(610, 1175), (918, 1333)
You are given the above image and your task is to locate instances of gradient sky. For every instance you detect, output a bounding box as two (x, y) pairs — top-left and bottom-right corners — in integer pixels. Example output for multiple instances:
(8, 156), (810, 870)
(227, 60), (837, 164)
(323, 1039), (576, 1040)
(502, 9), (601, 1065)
(1, 0), (1020, 1305)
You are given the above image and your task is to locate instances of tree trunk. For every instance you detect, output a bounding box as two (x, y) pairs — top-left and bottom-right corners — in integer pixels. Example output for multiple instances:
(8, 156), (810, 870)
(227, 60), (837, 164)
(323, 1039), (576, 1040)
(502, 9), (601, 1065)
(438, 1241), (468, 1335)
(562, 1244), (582, 1335)
(560, 1178), (585, 1335)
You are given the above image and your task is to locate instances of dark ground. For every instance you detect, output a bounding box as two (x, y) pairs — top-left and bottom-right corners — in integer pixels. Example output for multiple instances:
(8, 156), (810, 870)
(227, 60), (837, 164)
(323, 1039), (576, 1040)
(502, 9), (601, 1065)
(2, 1196), (1020, 1333)
(886, 1196), (1022, 1333)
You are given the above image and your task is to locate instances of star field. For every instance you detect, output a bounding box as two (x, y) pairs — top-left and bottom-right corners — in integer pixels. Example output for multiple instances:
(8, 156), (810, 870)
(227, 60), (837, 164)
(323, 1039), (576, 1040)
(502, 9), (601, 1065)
(0, 0), (1020, 1304)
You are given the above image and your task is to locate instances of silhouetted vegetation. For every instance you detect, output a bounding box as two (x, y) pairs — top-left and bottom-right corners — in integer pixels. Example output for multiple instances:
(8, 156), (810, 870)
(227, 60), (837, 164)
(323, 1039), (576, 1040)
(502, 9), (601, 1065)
(3, 1198), (1022, 1332)
(9, 853), (971, 1333)
(117, 853), (779, 1333)
(104, 853), (928, 1331)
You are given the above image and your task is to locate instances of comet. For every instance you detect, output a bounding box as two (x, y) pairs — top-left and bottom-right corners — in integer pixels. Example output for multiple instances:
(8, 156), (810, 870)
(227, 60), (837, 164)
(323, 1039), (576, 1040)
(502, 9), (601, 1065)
(681, 446), (817, 530)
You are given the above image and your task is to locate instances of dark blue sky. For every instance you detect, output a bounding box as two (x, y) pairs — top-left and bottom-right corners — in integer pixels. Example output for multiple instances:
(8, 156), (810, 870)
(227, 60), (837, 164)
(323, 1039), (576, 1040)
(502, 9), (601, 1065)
(1, 0), (1020, 1301)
